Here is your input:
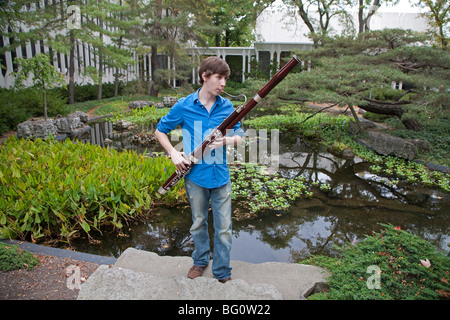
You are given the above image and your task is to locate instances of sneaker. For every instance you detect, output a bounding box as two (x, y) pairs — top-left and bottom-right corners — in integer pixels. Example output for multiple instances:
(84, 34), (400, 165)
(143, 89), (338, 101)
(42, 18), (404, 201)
(187, 265), (206, 279)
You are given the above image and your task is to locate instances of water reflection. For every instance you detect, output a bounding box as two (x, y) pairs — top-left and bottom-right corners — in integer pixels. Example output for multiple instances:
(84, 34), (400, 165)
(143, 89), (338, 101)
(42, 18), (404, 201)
(68, 132), (450, 262)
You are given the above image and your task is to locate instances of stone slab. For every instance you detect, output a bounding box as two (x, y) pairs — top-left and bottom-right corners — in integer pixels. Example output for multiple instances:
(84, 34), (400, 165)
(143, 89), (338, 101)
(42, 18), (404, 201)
(78, 248), (328, 300)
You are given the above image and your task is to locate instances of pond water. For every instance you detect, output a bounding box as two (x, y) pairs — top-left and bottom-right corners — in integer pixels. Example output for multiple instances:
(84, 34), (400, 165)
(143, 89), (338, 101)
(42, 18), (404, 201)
(65, 126), (450, 263)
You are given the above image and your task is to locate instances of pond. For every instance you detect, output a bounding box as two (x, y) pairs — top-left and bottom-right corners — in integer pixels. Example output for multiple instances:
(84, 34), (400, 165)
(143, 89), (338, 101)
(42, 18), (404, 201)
(65, 125), (450, 263)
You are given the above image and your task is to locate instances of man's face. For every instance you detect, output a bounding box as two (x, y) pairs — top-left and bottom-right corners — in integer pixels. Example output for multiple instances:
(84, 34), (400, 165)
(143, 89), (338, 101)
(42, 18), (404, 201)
(202, 73), (227, 96)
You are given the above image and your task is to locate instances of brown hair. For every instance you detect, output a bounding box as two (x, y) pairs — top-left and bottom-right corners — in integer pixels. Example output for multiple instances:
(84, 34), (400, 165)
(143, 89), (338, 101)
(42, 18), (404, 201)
(198, 56), (230, 85)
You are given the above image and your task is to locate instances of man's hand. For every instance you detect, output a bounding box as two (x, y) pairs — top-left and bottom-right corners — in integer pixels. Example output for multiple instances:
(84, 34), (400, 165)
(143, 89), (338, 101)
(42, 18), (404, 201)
(169, 149), (190, 172)
(208, 136), (242, 150)
(208, 137), (226, 150)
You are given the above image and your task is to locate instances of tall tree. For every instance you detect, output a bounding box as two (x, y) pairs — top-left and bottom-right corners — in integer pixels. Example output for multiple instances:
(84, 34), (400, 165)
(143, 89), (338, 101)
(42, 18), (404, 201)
(80, 0), (136, 100)
(13, 53), (66, 120)
(208, 0), (275, 47)
(129, 0), (211, 95)
(412, 0), (449, 49)
(356, 0), (398, 33)
(3, 0), (136, 102)
(283, 0), (352, 46)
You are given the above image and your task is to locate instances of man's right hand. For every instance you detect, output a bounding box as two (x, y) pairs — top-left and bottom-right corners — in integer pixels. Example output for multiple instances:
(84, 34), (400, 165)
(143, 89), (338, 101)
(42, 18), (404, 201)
(169, 149), (191, 172)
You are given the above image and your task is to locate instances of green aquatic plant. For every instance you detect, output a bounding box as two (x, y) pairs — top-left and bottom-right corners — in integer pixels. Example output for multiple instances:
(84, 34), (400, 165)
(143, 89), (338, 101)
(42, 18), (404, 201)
(230, 163), (311, 214)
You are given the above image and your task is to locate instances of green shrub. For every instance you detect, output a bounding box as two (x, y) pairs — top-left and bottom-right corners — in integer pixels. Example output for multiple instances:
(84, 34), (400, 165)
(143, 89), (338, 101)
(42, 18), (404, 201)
(0, 136), (185, 242)
(106, 106), (169, 126)
(245, 110), (351, 136)
(0, 242), (40, 271)
(303, 224), (450, 300)
(64, 82), (124, 103)
(0, 87), (67, 134)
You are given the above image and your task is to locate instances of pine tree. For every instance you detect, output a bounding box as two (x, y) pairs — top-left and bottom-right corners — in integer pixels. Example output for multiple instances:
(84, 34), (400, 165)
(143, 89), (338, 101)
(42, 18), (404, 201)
(282, 29), (449, 131)
(129, 0), (211, 95)
(78, 0), (137, 100)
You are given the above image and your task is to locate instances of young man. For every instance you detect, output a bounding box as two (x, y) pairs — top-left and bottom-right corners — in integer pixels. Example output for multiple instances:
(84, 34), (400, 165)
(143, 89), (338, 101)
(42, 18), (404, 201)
(155, 56), (243, 283)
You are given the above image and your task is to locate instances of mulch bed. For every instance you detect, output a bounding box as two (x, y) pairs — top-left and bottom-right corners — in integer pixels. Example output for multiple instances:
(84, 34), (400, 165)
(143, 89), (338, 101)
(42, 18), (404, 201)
(0, 254), (101, 300)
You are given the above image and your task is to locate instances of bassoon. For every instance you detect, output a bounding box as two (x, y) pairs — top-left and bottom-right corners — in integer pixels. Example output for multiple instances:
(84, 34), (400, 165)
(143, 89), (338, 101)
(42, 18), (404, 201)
(158, 56), (301, 194)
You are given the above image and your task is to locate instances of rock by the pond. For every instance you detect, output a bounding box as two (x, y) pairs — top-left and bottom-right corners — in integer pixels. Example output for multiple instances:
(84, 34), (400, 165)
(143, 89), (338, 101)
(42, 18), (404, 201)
(365, 130), (417, 160)
(77, 266), (283, 300)
(113, 120), (136, 131)
(129, 100), (154, 109)
(162, 96), (178, 107)
(54, 115), (82, 134)
(16, 112), (89, 140)
(16, 119), (57, 139)
(77, 248), (328, 300)
(130, 132), (156, 146)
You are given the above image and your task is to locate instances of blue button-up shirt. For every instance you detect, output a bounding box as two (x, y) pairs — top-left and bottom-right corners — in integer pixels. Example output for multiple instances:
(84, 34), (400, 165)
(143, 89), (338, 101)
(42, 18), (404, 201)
(156, 89), (244, 189)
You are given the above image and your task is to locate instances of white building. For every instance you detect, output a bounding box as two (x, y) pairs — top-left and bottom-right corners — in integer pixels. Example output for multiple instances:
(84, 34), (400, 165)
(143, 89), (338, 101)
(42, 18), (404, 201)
(0, 0), (430, 88)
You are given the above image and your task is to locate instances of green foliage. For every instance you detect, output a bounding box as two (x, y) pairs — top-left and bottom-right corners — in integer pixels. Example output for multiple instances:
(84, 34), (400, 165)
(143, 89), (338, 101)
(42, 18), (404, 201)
(245, 109), (351, 139)
(230, 163), (312, 213)
(106, 106), (169, 127)
(368, 157), (450, 192)
(325, 133), (450, 192)
(390, 128), (450, 168)
(286, 30), (450, 131)
(0, 242), (40, 271)
(70, 82), (125, 103)
(12, 53), (67, 120)
(12, 53), (66, 91)
(0, 136), (185, 242)
(303, 224), (450, 300)
(0, 87), (67, 135)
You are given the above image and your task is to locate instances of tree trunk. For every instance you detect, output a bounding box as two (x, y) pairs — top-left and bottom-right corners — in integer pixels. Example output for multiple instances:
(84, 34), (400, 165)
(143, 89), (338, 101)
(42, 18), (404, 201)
(68, 30), (75, 104)
(362, 98), (422, 131)
(97, 52), (103, 100)
(150, 45), (159, 96)
(349, 105), (362, 130)
(114, 34), (123, 97)
(149, 0), (162, 97)
(401, 118), (422, 131)
(358, 0), (381, 33)
(43, 81), (48, 120)
(114, 0), (124, 97)
(295, 1), (319, 47)
(358, 0), (364, 33)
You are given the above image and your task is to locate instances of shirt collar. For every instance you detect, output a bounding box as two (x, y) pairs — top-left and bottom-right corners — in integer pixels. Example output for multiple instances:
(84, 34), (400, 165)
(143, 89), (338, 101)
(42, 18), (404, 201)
(193, 88), (225, 108)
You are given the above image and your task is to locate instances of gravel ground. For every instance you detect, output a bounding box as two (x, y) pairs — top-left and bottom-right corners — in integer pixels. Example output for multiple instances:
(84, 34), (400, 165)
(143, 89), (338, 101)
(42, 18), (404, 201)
(0, 253), (101, 300)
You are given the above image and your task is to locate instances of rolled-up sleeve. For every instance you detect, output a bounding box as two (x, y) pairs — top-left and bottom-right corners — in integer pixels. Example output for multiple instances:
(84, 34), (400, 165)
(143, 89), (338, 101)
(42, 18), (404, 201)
(231, 122), (245, 137)
(156, 102), (183, 134)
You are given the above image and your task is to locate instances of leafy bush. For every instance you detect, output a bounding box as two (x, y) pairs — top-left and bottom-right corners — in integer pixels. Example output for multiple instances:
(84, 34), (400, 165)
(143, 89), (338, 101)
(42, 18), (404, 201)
(0, 242), (40, 271)
(303, 224), (450, 300)
(0, 87), (67, 134)
(71, 82), (123, 102)
(245, 110), (351, 135)
(107, 106), (169, 127)
(0, 136), (186, 242)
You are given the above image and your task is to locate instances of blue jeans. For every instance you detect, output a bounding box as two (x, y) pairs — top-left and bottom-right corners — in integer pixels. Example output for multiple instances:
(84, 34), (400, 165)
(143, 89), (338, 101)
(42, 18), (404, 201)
(184, 178), (232, 280)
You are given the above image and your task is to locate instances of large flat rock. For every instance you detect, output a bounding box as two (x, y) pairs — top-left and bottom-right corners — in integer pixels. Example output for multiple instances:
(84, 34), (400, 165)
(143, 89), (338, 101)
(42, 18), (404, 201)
(77, 248), (328, 300)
